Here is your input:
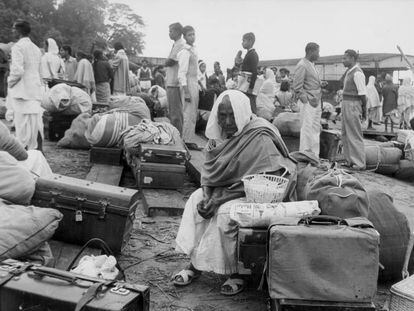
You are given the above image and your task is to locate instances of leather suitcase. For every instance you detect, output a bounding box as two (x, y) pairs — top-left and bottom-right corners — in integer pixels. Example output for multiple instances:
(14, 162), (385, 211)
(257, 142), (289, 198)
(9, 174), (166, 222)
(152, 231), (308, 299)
(131, 157), (185, 189)
(31, 174), (140, 254)
(138, 143), (188, 165)
(90, 147), (123, 166)
(268, 216), (379, 303)
(319, 129), (342, 161)
(43, 113), (77, 141)
(0, 259), (149, 311)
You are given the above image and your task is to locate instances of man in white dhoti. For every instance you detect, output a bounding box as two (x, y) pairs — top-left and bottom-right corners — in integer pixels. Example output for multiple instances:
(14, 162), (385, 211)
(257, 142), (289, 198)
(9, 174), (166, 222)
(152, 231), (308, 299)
(292, 42), (324, 157)
(341, 49), (367, 170)
(7, 20), (44, 151)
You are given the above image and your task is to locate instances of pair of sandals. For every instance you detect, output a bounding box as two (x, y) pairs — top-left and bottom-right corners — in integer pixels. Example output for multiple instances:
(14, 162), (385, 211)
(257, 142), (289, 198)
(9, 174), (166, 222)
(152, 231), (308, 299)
(172, 269), (245, 296)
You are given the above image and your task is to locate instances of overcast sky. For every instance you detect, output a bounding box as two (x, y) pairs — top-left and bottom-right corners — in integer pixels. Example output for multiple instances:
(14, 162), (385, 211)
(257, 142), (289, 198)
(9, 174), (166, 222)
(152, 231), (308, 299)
(112, 0), (414, 73)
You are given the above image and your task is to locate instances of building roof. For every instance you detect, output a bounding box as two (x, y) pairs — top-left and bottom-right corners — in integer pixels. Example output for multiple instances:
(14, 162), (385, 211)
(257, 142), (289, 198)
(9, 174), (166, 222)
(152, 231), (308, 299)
(259, 53), (414, 67)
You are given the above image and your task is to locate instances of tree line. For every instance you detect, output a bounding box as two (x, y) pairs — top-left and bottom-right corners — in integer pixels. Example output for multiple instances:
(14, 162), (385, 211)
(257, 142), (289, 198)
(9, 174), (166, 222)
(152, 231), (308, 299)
(0, 0), (145, 55)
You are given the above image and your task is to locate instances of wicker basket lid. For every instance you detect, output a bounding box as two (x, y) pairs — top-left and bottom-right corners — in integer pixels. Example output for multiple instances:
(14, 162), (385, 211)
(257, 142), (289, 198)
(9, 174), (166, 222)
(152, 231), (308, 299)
(391, 276), (414, 301)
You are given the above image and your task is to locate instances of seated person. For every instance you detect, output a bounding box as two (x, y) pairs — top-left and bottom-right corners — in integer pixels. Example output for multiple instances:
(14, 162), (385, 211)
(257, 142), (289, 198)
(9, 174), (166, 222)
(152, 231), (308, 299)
(275, 81), (293, 109)
(172, 90), (297, 296)
(0, 122), (52, 177)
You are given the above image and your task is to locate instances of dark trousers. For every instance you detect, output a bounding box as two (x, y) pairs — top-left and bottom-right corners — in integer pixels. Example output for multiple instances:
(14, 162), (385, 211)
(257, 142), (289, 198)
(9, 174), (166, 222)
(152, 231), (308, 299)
(244, 93), (257, 114)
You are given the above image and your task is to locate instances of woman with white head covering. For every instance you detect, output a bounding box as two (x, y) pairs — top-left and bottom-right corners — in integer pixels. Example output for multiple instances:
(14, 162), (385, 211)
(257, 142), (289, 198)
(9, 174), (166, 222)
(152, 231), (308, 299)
(366, 76), (382, 129)
(256, 68), (277, 121)
(40, 38), (65, 80)
(173, 90), (297, 295)
(398, 77), (414, 128)
(197, 59), (208, 92)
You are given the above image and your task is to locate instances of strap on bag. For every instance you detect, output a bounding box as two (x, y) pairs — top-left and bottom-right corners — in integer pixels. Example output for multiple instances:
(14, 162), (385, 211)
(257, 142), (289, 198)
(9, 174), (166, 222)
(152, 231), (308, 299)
(74, 280), (114, 311)
(0, 260), (32, 287)
(66, 238), (125, 280)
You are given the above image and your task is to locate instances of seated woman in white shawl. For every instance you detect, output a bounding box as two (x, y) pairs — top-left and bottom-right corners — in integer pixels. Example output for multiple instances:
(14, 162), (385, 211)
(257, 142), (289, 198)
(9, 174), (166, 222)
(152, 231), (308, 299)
(40, 38), (65, 81)
(172, 90), (297, 295)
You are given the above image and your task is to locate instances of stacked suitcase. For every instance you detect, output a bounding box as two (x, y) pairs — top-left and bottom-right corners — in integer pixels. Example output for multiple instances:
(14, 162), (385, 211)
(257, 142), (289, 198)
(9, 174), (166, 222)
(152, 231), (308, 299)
(129, 143), (188, 190)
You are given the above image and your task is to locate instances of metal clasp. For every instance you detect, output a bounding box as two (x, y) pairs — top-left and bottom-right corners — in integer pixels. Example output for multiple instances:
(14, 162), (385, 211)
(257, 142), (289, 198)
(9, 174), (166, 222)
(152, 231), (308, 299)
(49, 191), (60, 208)
(110, 285), (130, 296)
(75, 197), (86, 222)
(98, 199), (109, 220)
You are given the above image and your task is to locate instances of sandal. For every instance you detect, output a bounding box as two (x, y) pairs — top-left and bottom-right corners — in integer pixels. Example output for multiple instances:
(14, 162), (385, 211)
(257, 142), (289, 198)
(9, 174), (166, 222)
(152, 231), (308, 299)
(172, 269), (200, 286)
(220, 277), (245, 296)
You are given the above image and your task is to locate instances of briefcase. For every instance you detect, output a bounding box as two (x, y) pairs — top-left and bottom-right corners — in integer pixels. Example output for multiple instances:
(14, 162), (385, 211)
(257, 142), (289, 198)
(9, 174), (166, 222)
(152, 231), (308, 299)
(31, 174), (140, 254)
(267, 216), (379, 303)
(43, 112), (77, 141)
(237, 227), (267, 288)
(0, 259), (149, 311)
(131, 157), (185, 189)
(138, 143), (188, 165)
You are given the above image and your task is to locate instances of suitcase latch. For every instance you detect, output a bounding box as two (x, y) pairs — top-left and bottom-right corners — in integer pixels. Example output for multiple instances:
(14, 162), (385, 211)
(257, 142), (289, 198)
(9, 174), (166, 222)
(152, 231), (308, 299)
(98, 199), (109, 220)
(75, 197), (86, 222)
(110, 285), (130, 296)
(49, 191), (60, 208)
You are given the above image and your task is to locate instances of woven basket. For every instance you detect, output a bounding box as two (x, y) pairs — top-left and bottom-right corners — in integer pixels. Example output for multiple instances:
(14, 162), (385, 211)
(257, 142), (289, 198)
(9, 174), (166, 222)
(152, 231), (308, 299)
(242, 174), (289, 204)
(390, 275), (414, 311)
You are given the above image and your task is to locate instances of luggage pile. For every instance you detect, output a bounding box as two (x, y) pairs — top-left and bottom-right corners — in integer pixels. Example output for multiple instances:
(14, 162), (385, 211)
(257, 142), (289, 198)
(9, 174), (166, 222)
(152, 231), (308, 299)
(234, 163), (413, 310)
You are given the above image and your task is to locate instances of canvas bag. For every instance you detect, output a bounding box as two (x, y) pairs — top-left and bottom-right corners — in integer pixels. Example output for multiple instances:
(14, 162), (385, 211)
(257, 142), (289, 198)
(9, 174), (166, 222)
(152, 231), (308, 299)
(305, 168), (369, 218)
(267, 215), (379, 302)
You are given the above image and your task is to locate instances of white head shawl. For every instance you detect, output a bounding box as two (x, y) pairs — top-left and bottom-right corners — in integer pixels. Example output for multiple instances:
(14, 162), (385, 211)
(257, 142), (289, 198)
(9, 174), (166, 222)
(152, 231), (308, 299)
(366, 76), (380, 109)
(205, 90), (252, 140)
(47, 38), (59, 55)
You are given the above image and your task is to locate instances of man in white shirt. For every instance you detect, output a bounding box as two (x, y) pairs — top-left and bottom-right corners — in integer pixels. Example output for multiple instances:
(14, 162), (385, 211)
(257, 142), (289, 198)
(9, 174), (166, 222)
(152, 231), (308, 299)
(7, 20), (44, 151)
(60, 45), (77, 81)
(177, 25), (200, 150)
(341, 49), (367, 170)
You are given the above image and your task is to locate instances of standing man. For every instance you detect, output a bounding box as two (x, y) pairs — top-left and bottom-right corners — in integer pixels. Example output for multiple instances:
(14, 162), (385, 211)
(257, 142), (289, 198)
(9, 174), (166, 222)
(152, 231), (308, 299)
(111, 42), (130, 95)
(235, 32), (259, 113)
(293, 42), (323, 156)
(341, 49), (367, 170)
(165, 22), (186, 134)
(209, 61), (226, 91)
(178, 25), (199, 150)
(137, 59), (152, 92)
(7, 20), (44, 151)
(60, 45), (77, 81)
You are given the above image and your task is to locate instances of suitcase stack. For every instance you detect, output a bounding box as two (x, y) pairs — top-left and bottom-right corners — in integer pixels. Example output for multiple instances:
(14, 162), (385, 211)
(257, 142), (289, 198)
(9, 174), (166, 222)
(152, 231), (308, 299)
(31, 174), (140, 254)
(129, 143), (188, 190)
(268, 216), (379, 311)
(0, 259), (149, 311)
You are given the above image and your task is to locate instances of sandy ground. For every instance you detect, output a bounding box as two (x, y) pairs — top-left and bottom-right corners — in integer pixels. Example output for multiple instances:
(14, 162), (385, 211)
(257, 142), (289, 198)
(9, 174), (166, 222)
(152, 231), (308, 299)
(42, 131), (414, 311)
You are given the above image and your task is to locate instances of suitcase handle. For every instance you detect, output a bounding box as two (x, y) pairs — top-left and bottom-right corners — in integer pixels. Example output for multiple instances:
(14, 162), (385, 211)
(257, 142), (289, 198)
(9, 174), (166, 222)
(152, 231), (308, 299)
(300, 215), (346, 226)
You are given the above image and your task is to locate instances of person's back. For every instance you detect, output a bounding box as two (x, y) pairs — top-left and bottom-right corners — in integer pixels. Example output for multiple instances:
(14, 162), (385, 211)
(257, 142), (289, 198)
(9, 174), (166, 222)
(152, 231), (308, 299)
(382, 82), (398, 115)
(112, 43), (130, 95)
(93, 59), (112, 84)
(8, 38), (42, 101)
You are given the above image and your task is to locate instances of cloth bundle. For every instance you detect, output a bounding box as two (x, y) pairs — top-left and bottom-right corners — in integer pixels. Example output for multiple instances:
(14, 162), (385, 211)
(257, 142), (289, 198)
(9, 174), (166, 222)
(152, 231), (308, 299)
(272, 112), (301, 137)
(42, 84), (92, 116)
(71, 255), (119, 280)
(365, 145), (402, 175)
(305, 168), (370, 219)
(122, 119), (181, 150)
(57, 113), (92, 150)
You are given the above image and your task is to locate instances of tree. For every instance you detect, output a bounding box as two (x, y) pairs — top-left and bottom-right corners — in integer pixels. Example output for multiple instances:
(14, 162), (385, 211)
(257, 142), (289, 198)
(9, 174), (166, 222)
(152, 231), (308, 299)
(104, 3), (145, 55)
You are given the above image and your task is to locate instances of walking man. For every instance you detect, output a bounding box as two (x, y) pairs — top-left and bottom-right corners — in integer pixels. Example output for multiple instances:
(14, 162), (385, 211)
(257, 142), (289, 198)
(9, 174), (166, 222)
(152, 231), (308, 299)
(165, 22), (186, 134)
(341, 49), (367, 170)
(7, 20), (44, 151)
(293, 42), (323, 156)
(178, 25), (199, 150)
(111, 42), (130, 95)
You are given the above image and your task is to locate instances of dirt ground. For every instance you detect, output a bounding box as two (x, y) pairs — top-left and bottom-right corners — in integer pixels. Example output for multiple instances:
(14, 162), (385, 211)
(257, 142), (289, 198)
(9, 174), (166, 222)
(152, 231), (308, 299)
(43, 135), (414, 311)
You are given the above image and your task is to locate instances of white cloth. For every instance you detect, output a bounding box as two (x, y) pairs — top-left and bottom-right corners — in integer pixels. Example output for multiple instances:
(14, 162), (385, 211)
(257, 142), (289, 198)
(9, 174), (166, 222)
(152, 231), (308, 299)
(18, 150), (53, 178)
(177, 45), (198, 87)
(299, 101), (321, 156)
(256, 68), (277, 121)
(205, 90), (252, 140)
(175, 188), (239, 275)
(7, 37), (42, 101)
(345, 65), (367, 95)
(366, 76), (381, 109)
(40, 38), (65, 80)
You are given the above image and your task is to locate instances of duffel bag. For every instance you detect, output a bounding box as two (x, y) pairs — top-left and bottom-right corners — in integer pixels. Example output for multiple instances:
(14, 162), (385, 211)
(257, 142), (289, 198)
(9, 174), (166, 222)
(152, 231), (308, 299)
(365, 145), (402, 175)
(57, 112), (91, 150)
(305, 168), (369, 218)
(367, 190), (413, 281)
(394, 159), (414, 182)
